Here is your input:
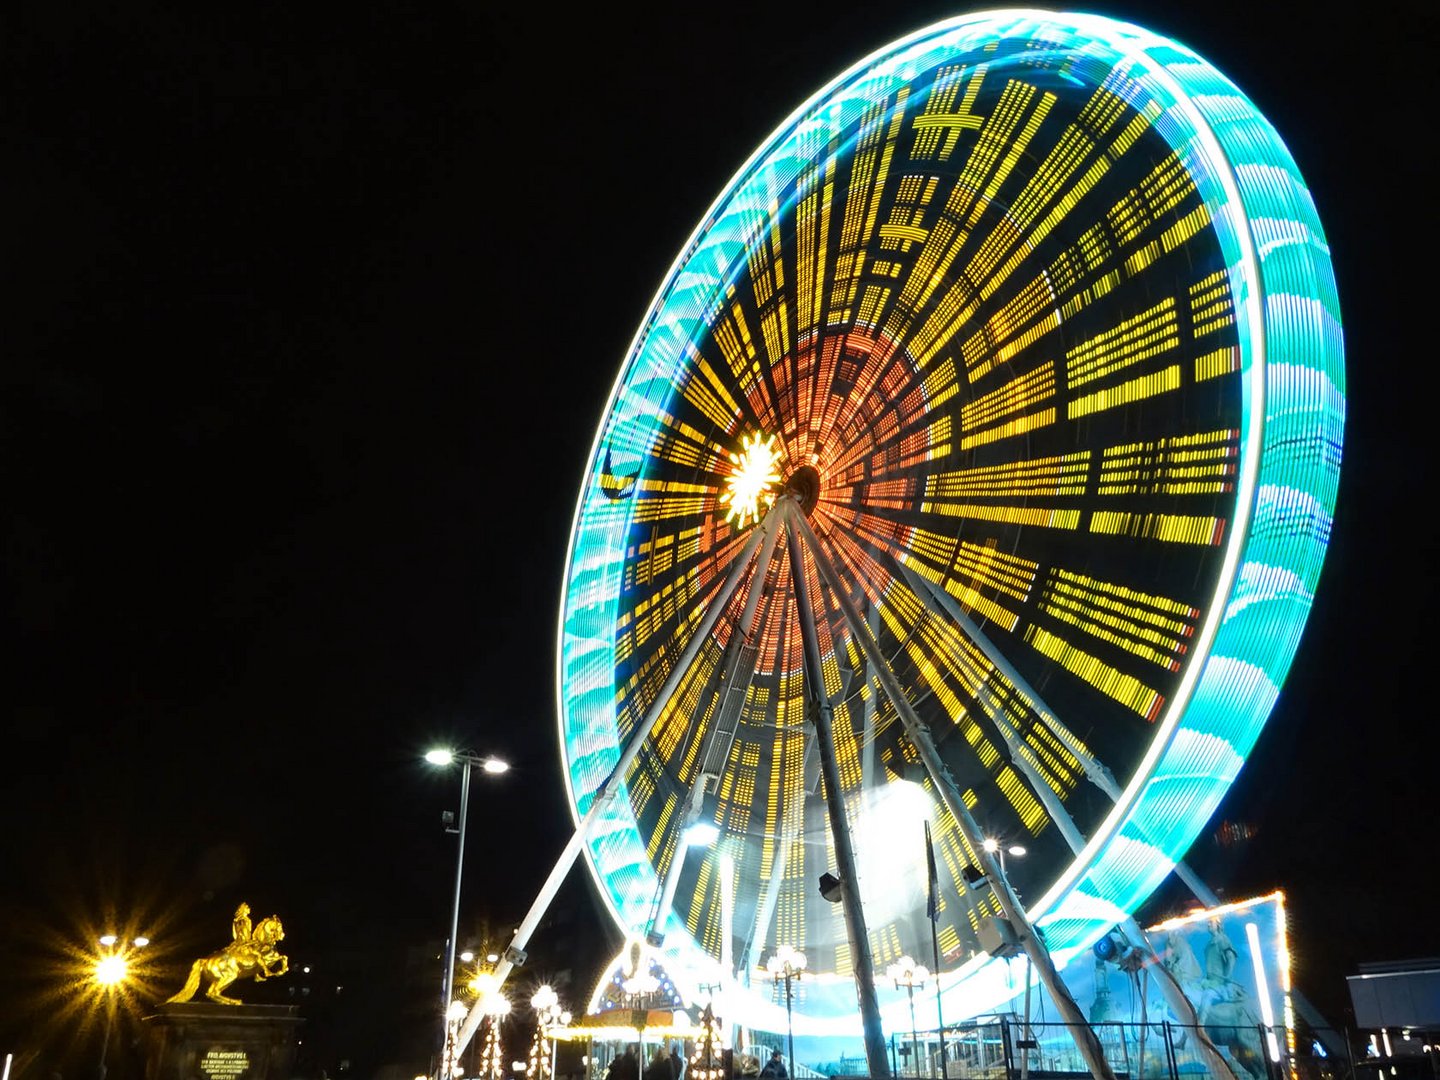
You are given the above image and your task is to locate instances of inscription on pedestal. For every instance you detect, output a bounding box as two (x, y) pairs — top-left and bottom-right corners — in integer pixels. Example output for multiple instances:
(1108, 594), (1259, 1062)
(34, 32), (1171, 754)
(200, 1050), (250, 1080)
(142, 1003), (301, 1080)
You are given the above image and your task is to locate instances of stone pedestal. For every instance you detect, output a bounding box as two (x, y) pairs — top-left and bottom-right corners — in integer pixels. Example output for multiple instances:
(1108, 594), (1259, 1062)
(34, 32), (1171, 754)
(142, 1003), (303, 1080)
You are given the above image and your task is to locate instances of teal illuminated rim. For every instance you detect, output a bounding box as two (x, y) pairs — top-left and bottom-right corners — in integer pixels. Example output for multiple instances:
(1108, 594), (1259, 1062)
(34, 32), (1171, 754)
(554, 8), (1344, 1029)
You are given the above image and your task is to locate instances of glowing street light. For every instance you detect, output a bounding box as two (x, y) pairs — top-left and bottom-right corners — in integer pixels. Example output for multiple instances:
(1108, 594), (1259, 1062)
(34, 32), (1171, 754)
(886, 956), (930, 1077)
(982, 837), (1026, 880)
(94, 935), (147, 1080)
(427, 747), (511, 1079)
(766, 945), (807, 1077)
(528, 985), (569, 1080)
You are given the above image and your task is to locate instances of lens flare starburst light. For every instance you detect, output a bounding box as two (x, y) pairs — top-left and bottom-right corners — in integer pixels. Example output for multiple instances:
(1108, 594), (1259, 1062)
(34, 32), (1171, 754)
(720, 432), (781, 527)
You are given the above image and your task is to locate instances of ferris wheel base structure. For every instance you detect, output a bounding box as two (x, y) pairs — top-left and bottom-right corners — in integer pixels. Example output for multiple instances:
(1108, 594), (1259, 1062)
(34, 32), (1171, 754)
(455, 8), (1344, 1072)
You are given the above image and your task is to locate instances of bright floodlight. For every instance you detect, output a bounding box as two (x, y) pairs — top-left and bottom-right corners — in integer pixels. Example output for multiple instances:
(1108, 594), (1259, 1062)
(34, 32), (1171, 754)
(98, 934), (118, 947)
(982, 837), (1000, 853)
(447, 1000), (469, 1022)
(132, 936), (150, 947)
(683, 820), (720, 846)
(482, 757), (510, 774)
(1009, 845), (1027, 857)
(460, 950), (475, 963)
(95, 954), (127, 986)
(720, 432), (781, 527)
(425, 749), (455, 765)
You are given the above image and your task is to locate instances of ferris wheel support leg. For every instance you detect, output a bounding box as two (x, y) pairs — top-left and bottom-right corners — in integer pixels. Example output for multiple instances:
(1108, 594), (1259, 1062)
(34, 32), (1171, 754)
(790, 511), (1116, 1080)
(783, 500), (892, 1080)
(453, 504), (785, 1056)
(892, 562), (1245, 1079)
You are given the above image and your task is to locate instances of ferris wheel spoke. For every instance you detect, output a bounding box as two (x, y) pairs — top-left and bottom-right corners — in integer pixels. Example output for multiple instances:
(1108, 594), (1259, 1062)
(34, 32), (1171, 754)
(647, 521), (785, 945)
(893, 554), (1231, 923)
(895, 558), (1124, 802)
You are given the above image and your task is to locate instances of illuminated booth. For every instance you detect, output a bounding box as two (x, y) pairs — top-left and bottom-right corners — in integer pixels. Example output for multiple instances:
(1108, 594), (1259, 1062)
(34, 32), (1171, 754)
(990, 892), (1295, 1077)
(554, 940), (706, 1077)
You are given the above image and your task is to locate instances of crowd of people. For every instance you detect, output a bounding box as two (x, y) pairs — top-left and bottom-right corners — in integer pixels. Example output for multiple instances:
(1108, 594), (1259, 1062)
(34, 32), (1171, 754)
(601, 1043), (789, 1080)
(602, 1043), (688, 1080)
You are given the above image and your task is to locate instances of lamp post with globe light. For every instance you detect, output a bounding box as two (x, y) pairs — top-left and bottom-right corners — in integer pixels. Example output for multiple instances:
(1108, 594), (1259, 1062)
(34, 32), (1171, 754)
(981, 838), (1026, 883)
(886, 957), (929, 1078)
(426, 748), (510, 1079)
(528, 985), (570, 1080)
(469, 971), (511, 1080)
(983, 839), (1037, 1074)
(94, 934), (148, 1080)
(766, 945), (807, 1078)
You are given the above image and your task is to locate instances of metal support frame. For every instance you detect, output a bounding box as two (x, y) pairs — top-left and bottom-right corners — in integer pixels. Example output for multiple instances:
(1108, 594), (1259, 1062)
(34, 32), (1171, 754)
(453, 503), (785, 1054)
(783, 502), (892, 1078)
(789, 508), (1115, 1080)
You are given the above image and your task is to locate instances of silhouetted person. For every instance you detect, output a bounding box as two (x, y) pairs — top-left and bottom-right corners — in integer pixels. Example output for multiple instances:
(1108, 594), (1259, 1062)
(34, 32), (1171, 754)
(607, 1046), (640, 1080)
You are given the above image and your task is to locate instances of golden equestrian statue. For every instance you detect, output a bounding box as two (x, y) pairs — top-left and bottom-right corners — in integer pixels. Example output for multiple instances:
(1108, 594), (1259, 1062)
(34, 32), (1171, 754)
(166, 903), (289, 1005)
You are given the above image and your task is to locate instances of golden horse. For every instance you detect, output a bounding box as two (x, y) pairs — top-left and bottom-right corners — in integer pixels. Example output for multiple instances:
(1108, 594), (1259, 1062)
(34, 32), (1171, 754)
(166, 914), (289, 1005)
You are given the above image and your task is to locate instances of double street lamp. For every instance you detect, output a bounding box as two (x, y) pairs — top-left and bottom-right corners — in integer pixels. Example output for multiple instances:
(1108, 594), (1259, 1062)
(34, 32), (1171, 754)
(886, 956), (930, 1078)
(94, 934), (148, 1080)
(426, 748), (510, 1079)
(981, 837), (1026, 881)
(766, 945), (807, 1078)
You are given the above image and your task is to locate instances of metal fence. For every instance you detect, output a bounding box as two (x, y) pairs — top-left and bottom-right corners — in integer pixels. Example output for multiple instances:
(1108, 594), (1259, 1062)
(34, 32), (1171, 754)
(876, 1015), (1367, 1079)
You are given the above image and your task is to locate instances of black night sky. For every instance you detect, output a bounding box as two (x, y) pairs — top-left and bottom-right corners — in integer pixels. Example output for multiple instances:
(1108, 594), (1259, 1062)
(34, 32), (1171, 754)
(5, 0), (1436, 1073)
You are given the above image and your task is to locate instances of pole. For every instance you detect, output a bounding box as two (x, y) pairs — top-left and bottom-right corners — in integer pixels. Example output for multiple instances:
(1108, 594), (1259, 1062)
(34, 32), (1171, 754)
(790, 509), (1115, 1080)
(1021, 960), (1033, 1080)
(784, 503), (891, 1078)
(441, 758), (473, 1078)
(907, 984), (921, 1079)
(98, 994), (114, 1080)
(785, 971), (796, 1079)
(924, 822), (948, 1080)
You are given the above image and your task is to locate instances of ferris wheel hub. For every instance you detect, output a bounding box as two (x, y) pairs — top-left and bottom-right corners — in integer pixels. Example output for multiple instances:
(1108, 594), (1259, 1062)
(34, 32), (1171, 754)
(784, 465), (821, 516)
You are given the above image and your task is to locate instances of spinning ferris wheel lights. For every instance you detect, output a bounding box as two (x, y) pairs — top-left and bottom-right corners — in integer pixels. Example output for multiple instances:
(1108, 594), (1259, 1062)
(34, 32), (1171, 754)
(453, 4), (1346, 1069)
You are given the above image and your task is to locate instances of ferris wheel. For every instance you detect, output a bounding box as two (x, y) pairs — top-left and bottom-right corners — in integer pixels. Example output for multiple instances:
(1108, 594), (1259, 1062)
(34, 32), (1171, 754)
(539, 6), (1342, 1053)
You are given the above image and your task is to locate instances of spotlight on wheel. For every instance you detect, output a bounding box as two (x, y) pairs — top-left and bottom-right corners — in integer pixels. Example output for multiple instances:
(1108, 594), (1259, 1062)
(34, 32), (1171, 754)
(1093, 928), (1136, 964)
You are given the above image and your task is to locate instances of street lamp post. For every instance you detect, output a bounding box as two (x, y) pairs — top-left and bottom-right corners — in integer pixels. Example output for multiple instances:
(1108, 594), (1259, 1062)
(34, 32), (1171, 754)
(766, 945), (807, 1078)
(471, 973), (512, 1080)
(94, 935), (147, 1080)
(983, 839), (1034, 1077)
(981, 838), (1026, 884)
(427, 748), (510, 1079)
(886, 957), (929, 1079)
(529, 985), (569, 1080)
